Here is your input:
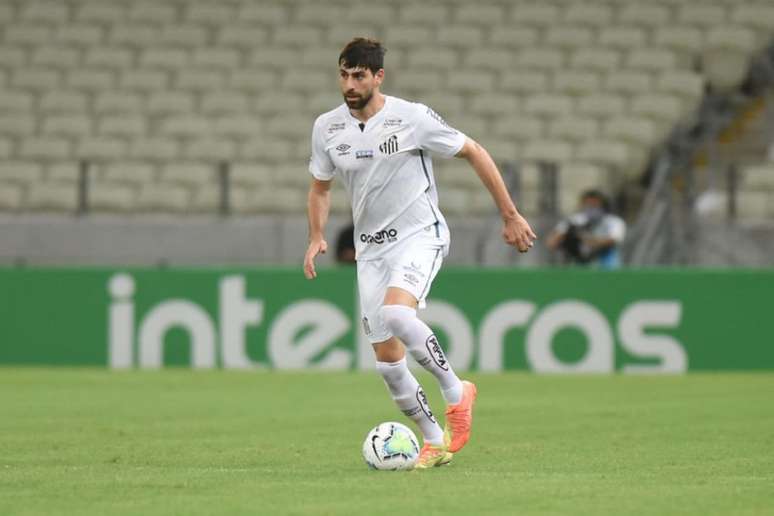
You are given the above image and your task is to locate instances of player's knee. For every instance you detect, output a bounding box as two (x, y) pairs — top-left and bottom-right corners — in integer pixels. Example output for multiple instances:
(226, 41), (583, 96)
(375, 357), (407, 388)
(379, 304), (416, 338)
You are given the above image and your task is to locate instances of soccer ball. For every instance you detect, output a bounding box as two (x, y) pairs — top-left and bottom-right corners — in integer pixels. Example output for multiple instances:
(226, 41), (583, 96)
(362, 422), (420, 471)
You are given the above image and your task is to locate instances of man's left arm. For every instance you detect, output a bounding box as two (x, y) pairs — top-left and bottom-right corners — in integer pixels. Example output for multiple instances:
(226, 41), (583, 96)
(456, 137), (537, 253)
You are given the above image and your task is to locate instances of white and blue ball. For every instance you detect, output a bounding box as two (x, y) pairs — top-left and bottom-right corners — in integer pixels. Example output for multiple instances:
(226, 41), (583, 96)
(362, 422), (420, 471)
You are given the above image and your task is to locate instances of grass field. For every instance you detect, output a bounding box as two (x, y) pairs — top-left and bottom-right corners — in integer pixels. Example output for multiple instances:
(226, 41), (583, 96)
(0, 370), (772, 516)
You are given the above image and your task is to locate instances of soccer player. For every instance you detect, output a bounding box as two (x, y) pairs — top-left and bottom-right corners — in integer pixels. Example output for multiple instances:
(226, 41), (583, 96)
(304, 38), (536, 469)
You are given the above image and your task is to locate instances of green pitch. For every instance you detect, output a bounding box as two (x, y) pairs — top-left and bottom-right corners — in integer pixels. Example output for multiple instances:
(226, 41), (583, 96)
(1, 370), (772, 516)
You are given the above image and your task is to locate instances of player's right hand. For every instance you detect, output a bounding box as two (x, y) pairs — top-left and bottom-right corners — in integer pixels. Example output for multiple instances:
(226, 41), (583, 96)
(303, 239), (328, 279)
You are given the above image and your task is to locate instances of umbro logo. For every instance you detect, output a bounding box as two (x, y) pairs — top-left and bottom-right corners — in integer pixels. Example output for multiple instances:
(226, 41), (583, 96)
(336, 143), (351, 156)
(379, 135), (398, 155)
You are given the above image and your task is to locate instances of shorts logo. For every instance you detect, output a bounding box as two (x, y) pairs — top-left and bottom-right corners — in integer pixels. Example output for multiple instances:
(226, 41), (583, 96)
(362, 316), (371, 336)
(355, 150), (374, 159)
(416, 386), (436, 423)
(379, 135), (399, 155)
(336, 143), (351, 156)
(425, 334), (449, 371)
(403, 273), (419, 287)
(359, 228), (398, 244)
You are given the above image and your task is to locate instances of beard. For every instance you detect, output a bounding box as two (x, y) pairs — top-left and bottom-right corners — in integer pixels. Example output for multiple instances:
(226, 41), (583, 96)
(344, 90), (372, 110)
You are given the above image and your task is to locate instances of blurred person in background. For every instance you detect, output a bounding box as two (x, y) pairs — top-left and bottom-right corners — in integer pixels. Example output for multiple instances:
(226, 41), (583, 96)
(546, 189), (625, 269)
(335, 222), (356, 264)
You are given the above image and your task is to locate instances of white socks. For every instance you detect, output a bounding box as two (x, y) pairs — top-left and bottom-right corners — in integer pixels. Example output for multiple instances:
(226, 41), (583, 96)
(379, 304), (463, 405)
(375, 358), (444, 445)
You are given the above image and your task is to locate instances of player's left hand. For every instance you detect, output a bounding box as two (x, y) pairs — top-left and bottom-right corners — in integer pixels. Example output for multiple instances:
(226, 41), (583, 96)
(502, 214), (537, 253)
(303, 238), (328, 279)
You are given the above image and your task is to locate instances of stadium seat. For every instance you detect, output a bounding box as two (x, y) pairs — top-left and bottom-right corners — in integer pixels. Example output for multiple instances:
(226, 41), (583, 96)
(657, 71), (705, 102)
(0, 90), (35, 113)
(347, 5), (395, 24)
(517, 48), (566, 70)
(511, 4), (560, 27)
(483, 139), (521, 162)
(454, 4), (505, 26)
(597, 27), (647, 51)
(100, 161), (156, 186)
(489, 27), (539, 48)
(140, 47), (191, 70)
(605, 70), (654, 95)
(45, 163), (80, 183)
(159, 25), (209, 47)
(552, 70), (601, 96)
(281, 70), (331, 92)
(545, 26), (594, 49)
(400, 4), (451, 26)
(11, 68), (60, 91)
(307, 93), (347, 115)
(437, 26), (484, 49)
(576, 93), (626, 118)
(678, 4), (728, 28)
(0, 186), (23, 211)
(254, 92), (305, 115)
(237, 3), (289, 26)
(119, 69), (170, 92)
(705, 27), (757, 53)
(500, 70), (549, 93)
(183, 139), (237, 161)
(76, 137), (129, 160)
(128, 3), (178, 24)
(394, 70), (443, 94)
(446, 70), (495, 93)
(435, 160), (481, 188)
(525, 93), (574, 118)
(548, 117), (600, 142)
(463, 49), (515, 71)
(41, 115), (92, 138)
(230, 69), (277, 92)
(576, 140), (631, 169)
(76, 2), (128, 24)
(731, 4), (774, 32)
(326, 26), (380, 47)
(26, 182), (78, 212)
(19, 138), (71, 160)
(492, 116), (545, 142)
(4, 24), (53, 46)
(0, 114), (36, 137)
(470, 94), (519, 116)
(230, 162), (272, 187)
(19, 1), (69, 23)
(570, 48), (621, 72)
(185, 3), (236, 26)
(603, 117), (660, 147)
(407, 48), (458, 70)
(735, 192), (770, 220)
(0, 162), (43, 185)
(158, 115), (211, 138)
(98, 115), (148, 138)
(742, 165), (774, 190)
(618, 4), (670, 28)
(295, 4), (344, 25)
(273, 27), (323, 47)
(0, 138), (11, 159)
(160, 163), (216, 188)
(66, 68), (116, 92)
(559, 162), (608, 191)
(136, 183), (191, 213)
(147, 91), (196, 114)
(129, 138), (180, 161)
(191, 48), (242, 69)
(89, 181), (137, 212)
(31, 47), (81, 69)
(56, 25), (104, 47)
(109, 24), (162, 47)
(627, 48), (679, 73)
(300, 48), (340, 70)
(176, 69), (226, 91)
(83, 48), (134, 70)
(653, 26), (704, 55)
(631, 94), (684, 122)
(0, 47), (27, 68)
(564, 3), (614, 28)
(437, 187), (470, 216)
(522, 140), (574, 164)
(200, 91), (249, 115)
(94, 91), (145, 114)
(212, 115), (263, 140)
(240, 138), (293, 162)
(217, 25), (270, 49)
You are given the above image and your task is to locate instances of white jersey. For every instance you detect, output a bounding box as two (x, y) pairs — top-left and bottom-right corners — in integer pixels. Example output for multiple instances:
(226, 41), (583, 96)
(309, 95), (466, 261)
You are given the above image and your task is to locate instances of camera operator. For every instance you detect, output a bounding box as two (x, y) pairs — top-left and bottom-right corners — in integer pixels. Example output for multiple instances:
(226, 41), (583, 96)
(546, 190), (626, 269)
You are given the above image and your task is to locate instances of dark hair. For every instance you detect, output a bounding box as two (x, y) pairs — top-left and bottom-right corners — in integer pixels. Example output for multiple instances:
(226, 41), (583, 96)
(580, 189), (611, 212)
(338, 37), (386, 74)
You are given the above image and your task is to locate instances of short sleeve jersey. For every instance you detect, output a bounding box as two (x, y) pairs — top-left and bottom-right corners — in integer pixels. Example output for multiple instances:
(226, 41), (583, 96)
(309, 95), (466, 261)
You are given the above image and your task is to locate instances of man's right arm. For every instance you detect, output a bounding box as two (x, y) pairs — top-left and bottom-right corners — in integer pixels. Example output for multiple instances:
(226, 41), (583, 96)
(304, 178), (332, 279)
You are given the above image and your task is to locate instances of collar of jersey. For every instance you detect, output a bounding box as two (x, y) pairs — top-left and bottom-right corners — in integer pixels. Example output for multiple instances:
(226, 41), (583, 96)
(345, 95), (390, 132)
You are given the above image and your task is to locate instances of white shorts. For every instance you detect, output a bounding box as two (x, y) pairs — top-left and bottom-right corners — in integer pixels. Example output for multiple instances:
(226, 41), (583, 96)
(357, 229), (445, 344)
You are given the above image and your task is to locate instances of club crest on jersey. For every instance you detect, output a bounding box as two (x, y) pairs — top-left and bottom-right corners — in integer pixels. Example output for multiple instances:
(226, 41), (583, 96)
(379, 135), (399, 155)
(355, 150), (374, 159)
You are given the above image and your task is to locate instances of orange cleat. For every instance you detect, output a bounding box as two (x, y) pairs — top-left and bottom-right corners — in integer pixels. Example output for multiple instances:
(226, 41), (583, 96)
(444, 380), (477, 453)
(414, 442), (453, 469)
